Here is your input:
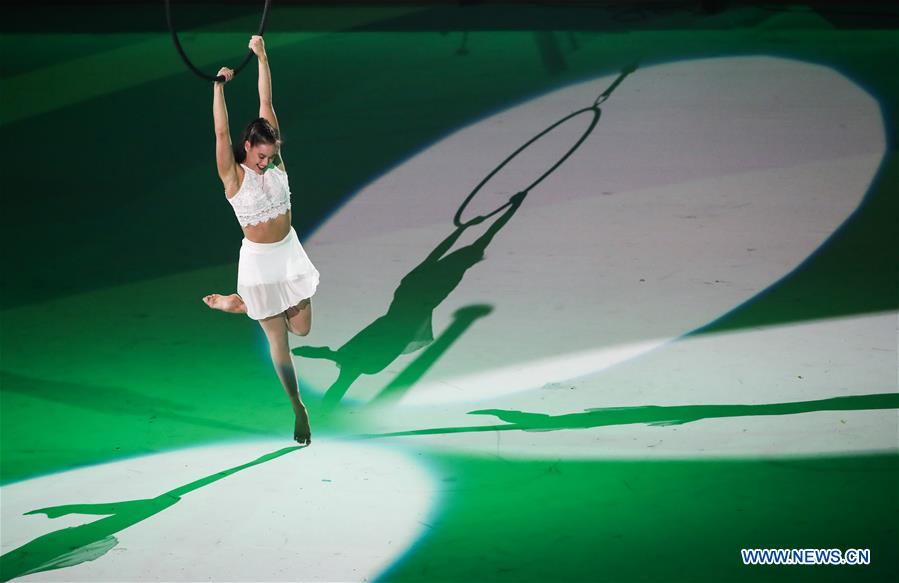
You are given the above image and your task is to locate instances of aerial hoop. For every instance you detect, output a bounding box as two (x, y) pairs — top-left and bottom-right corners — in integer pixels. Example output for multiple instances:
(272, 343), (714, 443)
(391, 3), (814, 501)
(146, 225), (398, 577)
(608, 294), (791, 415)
(165, 0), (272, 83)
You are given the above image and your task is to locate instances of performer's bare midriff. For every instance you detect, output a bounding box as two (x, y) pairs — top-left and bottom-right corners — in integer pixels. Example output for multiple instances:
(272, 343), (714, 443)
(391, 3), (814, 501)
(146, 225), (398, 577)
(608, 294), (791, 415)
(225, 180), (292, 243)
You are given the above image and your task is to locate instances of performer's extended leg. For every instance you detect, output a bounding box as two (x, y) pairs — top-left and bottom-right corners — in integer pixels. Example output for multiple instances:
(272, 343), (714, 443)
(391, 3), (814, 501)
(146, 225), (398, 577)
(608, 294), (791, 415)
(258, 311), (311, 445)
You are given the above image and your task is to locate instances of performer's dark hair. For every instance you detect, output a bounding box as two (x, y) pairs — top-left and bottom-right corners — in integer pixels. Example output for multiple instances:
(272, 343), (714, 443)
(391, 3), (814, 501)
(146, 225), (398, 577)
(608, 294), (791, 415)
(235, 117), (282, 163)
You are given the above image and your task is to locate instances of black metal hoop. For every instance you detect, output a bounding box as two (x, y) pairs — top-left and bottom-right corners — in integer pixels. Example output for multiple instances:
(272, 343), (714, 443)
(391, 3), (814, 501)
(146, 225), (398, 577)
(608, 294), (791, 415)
(165, 0), (272, 83)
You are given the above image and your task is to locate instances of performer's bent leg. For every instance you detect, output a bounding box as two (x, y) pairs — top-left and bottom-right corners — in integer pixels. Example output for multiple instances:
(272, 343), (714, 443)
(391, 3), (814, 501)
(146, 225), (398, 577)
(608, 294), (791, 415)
(285, 297), (312, 336)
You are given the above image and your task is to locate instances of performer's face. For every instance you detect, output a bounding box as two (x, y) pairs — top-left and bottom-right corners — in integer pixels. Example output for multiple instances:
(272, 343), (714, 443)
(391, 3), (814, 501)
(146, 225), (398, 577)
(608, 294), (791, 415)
(245, 141), (278, 174)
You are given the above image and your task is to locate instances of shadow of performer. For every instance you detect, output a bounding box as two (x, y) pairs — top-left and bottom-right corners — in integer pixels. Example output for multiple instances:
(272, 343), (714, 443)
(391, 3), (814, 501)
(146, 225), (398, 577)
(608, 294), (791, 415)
(358, 393), (899, 438)
(295, 192), (526, 411)
(297, 61), (640, 413)
(0, 446), (302, 582)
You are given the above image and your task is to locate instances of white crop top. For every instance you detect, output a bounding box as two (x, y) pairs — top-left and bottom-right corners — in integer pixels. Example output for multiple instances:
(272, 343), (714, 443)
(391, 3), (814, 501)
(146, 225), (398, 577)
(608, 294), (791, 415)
(226, 163), (292, 227)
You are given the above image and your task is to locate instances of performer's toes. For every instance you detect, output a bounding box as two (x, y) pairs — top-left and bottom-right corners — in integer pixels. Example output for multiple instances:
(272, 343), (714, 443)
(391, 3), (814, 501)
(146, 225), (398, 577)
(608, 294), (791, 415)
(294, 409), (312, 446)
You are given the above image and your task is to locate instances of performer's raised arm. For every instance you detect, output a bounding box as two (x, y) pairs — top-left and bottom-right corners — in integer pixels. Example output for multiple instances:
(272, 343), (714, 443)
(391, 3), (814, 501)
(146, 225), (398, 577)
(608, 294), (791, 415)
(213, 66), (238, 183)
(250, 35), (285, 171)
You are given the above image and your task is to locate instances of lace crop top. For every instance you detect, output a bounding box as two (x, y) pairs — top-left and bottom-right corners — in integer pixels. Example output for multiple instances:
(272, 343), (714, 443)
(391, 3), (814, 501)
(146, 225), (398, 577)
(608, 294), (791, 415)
(226, 163), (292, 227)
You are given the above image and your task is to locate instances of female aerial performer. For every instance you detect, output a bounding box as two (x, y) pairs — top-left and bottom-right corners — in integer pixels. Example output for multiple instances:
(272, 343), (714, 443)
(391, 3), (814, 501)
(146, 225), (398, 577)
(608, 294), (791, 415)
(202, 35), (319, 446)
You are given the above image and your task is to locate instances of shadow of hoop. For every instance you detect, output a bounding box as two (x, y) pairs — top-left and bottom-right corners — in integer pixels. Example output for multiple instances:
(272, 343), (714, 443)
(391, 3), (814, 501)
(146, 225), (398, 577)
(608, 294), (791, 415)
(453, 61), (639, 228)
(454, 105), (601, 227)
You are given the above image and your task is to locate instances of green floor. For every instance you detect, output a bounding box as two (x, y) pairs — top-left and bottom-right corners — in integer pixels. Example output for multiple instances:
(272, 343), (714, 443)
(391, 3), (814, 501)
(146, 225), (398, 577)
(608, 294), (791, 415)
(1, 3), (897, 581)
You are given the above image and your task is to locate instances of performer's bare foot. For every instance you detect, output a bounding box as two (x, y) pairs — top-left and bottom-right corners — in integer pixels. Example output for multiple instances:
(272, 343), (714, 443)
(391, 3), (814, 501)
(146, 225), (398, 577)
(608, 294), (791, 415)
(294, 406), (312, 445)
(202, 293), (247, 314)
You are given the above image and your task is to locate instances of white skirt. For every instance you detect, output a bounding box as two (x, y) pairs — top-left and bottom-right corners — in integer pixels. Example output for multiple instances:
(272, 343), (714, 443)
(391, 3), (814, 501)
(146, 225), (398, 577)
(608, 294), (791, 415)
(237, 226), (320, 320)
